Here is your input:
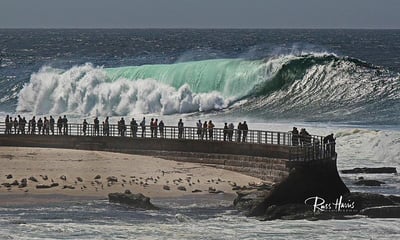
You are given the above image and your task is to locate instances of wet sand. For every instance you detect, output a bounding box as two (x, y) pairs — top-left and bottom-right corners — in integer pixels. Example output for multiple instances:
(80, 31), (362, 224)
(0, 147), (262, 206)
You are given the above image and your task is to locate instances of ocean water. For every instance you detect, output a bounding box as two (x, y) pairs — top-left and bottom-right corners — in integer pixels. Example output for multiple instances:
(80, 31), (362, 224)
(1, 29), (400, 239)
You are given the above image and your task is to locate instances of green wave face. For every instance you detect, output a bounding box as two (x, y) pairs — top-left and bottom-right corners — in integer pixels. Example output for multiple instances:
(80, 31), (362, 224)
(105, 59), (267, 98)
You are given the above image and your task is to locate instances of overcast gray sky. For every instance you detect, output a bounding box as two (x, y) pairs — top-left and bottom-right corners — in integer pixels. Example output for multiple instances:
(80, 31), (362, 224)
(1, 0), (399, 29)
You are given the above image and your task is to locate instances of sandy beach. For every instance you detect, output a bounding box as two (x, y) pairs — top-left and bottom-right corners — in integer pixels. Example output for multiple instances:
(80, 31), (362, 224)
(0, 147), (262, 206)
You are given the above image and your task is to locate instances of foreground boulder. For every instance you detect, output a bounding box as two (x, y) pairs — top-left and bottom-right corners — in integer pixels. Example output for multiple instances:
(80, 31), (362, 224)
(235, 189), (400, 220)
(108, 191), (159, 210)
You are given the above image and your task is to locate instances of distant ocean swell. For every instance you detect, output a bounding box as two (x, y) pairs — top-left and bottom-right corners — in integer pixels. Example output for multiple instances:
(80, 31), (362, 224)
(15, 53), (400, 122)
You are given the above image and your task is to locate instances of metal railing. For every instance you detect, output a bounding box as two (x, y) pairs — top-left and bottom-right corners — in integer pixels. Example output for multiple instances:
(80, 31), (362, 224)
(0, 121), (336, 161)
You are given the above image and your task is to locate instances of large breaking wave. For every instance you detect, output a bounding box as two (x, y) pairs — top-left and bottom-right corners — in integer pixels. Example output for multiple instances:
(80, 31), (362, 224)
(16, 53), (400, 123)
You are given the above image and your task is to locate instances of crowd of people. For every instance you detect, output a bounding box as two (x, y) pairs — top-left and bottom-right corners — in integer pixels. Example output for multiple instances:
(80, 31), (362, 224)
(3, 115), (252, 142)
(4, 115), (69, 135)
(3, 115), (335, 153)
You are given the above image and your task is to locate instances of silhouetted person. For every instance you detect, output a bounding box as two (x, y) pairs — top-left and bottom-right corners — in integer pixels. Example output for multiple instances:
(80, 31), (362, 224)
(37, 118), (43, 134)
(228, 123), (234, 141)
(208, 120), (215, 140)
(62, 115), (68, 135)
(49, 116), (55, 135)
(150, 118), (155, 138)
(130, 118), (138, 137)
(197, 120), (202, 139)
(154, 119), (158, 138)
(299, 128), (311, 146)
(140, 117), (146, 137)
(120, 117), (126, 136)
(178, 119), (184, 139)
(291, 127), (299, 146)
(13, 117), (18, 134)
(43, 117), (49, 135)
(323, 133), (336, 155)
(94, 117), (100, 136)
(237, 122), (242, 142)
(31, 116), (36, 134)
(202, 121), (208, 140)
(104, 117), (109, 136)
(159, 120), (164, 138)
(57, 116), (63, 135)
(82, 119), (88, 135)
(5, 115), (10, 134)
(242, 121), (248, 142)
(223, 123), (228, 141)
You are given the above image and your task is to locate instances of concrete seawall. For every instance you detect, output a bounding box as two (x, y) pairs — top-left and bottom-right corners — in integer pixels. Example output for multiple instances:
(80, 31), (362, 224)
(0, 134), (349, 203)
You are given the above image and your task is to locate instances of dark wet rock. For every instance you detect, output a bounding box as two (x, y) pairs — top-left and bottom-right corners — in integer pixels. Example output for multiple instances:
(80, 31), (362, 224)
(28, 176), (38, 182)
(177, 186), (186, 191)
(163, 185), (170, 191)
(262, 204), (314, 221)
(360, 206), (400, 218)
(6, 174), (13, 179)
(63, 185), (75, 189)
(108, 192), (159, 210)
(342, 192), (400, 211)
(192, 189), (202, 193)
(234, 188), (271, 216)
(354, 179), (385, 186)
(341, 167), (397, 174)
(19, 178), (27, 188)
(94, 175), (101, 179)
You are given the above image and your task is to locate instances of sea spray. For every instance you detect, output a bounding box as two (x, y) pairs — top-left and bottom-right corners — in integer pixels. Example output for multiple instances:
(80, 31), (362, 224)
(16, 64), (230, 116)
(16, 54), (400, 123)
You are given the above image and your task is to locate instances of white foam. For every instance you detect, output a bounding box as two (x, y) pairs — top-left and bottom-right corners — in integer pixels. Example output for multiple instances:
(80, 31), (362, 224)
(16, 64), (230, 117)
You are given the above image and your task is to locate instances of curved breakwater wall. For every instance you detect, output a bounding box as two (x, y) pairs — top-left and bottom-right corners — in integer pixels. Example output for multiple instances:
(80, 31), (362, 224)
(0, 134), (342, 186)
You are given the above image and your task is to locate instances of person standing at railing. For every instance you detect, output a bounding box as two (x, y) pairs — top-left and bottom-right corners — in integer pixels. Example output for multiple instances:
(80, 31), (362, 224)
(94, 117), (100, 136)
(202, 121), (208, 140)
(4, 115), (10, 134)
(228, 123), (234, 141)
(242, 121), (248, 142)
(57, 116), (62, 135)
(323, 133), (336, 156)
(37, 118), (43, 135)
(19, 116), (27, 134)
(291, 127), (299, 146)
(13, 117), (18, 134)
(104, 117), (110, 136)
(223, 123), (228, 141)
(130, 118), (137, 137)
(299, 128), (311, 146)
(159, 120), (164, 138)
(43, 117), (50, 135)
(62, 115), (68, 135)
(31, 116), (36, 135)
(49, 116), (55, 135)
(237, 122), (242, 142)
(120, 117), (126, 136)
(208, 120), (215, 140)
(154, 119), (158, 138)
(150, 118), (155, 138)
(82, 119), (88, 136)
(178, 119), (184, 139)
(140, 117), (146, 138)
(196, 120), (202, 139)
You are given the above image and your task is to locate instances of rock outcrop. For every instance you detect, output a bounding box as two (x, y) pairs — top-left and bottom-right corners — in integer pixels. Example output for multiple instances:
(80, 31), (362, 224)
(108, 190), (159, 210)
(341, 167), (397, 174)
